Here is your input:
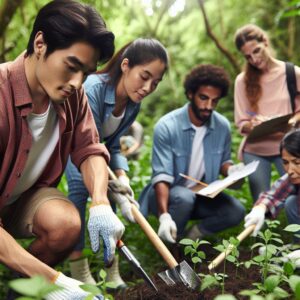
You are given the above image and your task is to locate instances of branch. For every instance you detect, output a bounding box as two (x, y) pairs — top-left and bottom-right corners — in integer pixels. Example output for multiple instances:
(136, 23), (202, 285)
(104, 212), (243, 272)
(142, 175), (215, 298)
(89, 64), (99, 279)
(0, 0), (24, 38)
(197, 0), (241, 74)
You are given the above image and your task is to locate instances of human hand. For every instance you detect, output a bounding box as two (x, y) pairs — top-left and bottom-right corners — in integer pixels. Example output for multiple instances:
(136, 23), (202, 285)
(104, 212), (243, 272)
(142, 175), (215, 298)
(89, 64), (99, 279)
(158, 213), (177, 244)
(46, 272), (103, 300)
(108, 175), (134, 198)
(284, 250), (300, 268)
(227, 163), (245, 176)
(244, 204), (266, 236)
(108, 191), (139, 223)
(87, 204), (125, 265)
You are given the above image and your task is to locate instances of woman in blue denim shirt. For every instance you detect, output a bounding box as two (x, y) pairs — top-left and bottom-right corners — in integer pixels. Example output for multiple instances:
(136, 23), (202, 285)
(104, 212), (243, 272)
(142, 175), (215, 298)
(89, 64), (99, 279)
(66, 38), (168, 286)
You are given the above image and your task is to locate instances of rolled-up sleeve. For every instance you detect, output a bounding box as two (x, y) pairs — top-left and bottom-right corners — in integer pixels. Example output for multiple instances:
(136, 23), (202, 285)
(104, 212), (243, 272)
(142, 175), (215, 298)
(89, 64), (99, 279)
(71, 90), (110, 169)
(221, 120), (233, 167)
(151, 121), (175, 186)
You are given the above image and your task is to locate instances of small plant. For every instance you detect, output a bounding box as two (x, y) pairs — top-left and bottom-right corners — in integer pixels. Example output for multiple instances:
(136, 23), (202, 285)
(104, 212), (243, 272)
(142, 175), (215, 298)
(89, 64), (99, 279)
(8, 276), (60, 299)
(179, 237), (210, 269)
(212, 237), (240, 293)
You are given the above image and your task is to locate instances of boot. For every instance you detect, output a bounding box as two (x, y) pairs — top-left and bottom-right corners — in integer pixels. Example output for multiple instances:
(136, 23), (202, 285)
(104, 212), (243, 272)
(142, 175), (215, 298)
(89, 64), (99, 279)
(69, 257), (96, 285)
(105, 255), (127, 289)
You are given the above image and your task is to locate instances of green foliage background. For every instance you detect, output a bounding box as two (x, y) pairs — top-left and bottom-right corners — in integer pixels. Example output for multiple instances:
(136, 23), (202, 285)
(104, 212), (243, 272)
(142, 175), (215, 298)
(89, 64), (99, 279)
(1, 0), (300, 297)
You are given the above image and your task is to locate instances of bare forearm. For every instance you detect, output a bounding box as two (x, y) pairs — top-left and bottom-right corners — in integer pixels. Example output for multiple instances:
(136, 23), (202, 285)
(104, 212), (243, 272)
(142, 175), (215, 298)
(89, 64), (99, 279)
(80, 155), (110, 205)
(154, 182), (170, 216)
(221, 162), (233, 177)
(0, 227), (57, 281)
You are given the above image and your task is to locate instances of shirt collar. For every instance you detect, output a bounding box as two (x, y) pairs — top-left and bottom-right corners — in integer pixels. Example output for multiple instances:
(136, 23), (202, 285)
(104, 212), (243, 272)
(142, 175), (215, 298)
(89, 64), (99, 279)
(9, 52), (33, 110)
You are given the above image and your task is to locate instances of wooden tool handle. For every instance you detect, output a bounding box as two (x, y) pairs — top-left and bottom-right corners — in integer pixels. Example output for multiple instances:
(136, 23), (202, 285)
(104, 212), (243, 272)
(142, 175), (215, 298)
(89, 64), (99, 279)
(107, 167), (178, 268)
(208, 224), (255, 270)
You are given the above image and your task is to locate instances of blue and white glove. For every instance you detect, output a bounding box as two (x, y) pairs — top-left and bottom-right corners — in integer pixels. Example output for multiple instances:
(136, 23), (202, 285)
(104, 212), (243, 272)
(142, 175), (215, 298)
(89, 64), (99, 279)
(88, 204), (125, 265)
(46, 272), (103, 300)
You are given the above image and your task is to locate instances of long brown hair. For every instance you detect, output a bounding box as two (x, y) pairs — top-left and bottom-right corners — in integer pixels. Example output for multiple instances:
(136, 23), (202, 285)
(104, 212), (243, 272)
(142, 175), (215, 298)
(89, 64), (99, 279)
(234, 24), (271, 112)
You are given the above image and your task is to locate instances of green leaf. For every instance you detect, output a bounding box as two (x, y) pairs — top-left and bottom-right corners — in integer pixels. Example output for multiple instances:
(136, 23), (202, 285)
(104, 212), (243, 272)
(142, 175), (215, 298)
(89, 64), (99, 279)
(264, 275), (280, 292)
(273, 286), (290, 298)
(283, 261), (295, 276)
(226, 255), (236, 263)
(284, 224), (300, 232)
(200, 275), (219, 291)
(9, 276), (58, 296)
(179, 238), (194, 245)
(214, 295), (237, 300)
(192, 256), (202, 264)
(288, 275), (300, 292)
(80, 284), (101, 293)
(99, 269), (107, 280)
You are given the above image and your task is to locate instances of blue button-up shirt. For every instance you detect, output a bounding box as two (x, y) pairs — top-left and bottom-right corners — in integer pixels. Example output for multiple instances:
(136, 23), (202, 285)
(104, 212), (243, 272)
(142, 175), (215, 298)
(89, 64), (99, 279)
(84, 73), (141, 171)
(139, 103), (232, 214)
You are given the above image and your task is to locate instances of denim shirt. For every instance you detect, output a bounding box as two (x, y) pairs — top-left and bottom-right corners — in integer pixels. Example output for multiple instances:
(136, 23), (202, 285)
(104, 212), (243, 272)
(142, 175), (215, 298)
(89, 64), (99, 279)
(151, 103), (232, 186)
(139, 103), (232, 214)
(83, 73), (141, 171)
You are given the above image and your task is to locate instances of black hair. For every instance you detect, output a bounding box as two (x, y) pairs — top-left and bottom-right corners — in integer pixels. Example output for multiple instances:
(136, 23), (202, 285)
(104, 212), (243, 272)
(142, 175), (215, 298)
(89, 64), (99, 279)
(183, 64), (230, 99)
(98, 38), (168, 85)
(280, 129), (300, 158)
(26, 0), (114, 64)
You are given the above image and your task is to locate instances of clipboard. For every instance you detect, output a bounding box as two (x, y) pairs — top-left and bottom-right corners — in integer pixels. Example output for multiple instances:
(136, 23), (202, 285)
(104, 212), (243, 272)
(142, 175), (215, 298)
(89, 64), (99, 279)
(246, 114), (293, 143)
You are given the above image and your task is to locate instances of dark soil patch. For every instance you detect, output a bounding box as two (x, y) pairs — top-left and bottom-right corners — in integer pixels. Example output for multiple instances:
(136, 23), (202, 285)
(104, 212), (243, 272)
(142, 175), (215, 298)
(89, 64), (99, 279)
(114, 244), (293, 299)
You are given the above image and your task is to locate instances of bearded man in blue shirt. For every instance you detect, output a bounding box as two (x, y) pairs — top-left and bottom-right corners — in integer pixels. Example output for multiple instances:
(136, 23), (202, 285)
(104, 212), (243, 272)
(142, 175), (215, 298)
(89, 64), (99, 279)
(139, 64), (245, 243)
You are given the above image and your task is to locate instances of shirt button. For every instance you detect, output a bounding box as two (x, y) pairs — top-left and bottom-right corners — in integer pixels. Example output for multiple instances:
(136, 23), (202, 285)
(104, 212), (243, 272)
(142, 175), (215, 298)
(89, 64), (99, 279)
(17, 172), (21, 177)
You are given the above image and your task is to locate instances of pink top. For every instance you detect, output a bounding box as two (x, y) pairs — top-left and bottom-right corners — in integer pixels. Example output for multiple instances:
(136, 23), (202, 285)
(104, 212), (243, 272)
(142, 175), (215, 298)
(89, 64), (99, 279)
(0, 53), (110, 210)
(234, 60), (300, 158)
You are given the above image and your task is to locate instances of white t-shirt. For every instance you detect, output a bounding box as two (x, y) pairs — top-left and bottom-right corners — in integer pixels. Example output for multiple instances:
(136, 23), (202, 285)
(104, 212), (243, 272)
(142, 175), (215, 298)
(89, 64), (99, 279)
(8, 103), (59, 205)
(102, 109), (126, 138)
(184, 125), (207, 188)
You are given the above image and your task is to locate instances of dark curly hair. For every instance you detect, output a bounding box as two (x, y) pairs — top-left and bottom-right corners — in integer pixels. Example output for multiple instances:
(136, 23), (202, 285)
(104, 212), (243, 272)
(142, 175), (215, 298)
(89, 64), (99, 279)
(183, 64), (230, 99)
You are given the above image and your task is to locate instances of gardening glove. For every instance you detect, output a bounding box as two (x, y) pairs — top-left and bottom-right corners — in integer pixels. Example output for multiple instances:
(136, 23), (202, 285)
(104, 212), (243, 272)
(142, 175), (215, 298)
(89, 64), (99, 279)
(158, 212), (177, 244)
(244, 204), (266, 236)
(108, 175), (139, 223)
(227, 163), (245, 176)
(46, 272), (103, 300)
(284, 250), (300, 268)
(87, 204), (125, 265)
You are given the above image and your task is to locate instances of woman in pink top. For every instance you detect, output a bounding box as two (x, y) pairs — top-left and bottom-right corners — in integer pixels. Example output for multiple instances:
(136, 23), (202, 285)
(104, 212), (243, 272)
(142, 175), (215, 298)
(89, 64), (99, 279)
(234, 24), (300, 201)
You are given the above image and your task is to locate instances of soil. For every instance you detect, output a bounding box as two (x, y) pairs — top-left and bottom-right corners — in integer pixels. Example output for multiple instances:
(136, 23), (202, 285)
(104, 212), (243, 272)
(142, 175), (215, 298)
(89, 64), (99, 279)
(114, 244), (291, 300)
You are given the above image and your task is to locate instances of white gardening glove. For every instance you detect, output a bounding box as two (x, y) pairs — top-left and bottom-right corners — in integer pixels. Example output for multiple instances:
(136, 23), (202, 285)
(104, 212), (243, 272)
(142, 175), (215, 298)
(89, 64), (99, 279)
(108, 175), (139, 223)
(284, 250), (300, 268)
(87, 204), (125, 265)
(244, 204), (266, 236)
(158, 213), (177, 244)
(227, 163), (245, 176)
(46, 272), (103, 300)
(118, 175), (135, 199)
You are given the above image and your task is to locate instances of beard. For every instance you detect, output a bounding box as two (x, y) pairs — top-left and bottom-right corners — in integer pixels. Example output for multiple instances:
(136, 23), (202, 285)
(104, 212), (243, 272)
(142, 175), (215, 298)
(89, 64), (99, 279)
(190, 100), (212, 124)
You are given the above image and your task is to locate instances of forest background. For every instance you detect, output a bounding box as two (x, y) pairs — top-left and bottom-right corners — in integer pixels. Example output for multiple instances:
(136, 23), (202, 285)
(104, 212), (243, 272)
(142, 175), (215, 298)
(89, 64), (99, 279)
(1, 0), (300, 296)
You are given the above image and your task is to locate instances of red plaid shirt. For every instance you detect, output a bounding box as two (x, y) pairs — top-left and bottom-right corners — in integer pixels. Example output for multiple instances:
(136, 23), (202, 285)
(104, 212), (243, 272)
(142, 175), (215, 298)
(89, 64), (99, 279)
(256, 173), (298, 218)
(0, 53), (109, 210)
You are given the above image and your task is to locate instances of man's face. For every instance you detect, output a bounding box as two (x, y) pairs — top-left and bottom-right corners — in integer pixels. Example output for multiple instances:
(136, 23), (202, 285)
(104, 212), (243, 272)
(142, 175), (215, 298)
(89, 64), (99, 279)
(35, 37), (99, 103)
(282, 148), (300, 185)
(188, 85), (222, 125)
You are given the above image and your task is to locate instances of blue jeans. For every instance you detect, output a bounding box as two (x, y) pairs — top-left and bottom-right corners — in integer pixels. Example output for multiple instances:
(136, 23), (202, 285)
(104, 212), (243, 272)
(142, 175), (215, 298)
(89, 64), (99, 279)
(285, 194), (300, 243)
(243, 152), (285, 202)
(65, 158), (116, 251)
(148, 185), (245, 236)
